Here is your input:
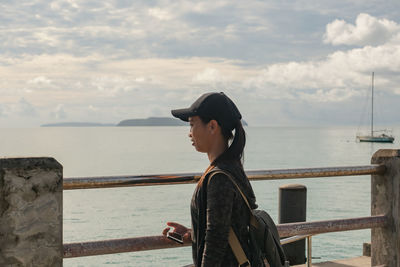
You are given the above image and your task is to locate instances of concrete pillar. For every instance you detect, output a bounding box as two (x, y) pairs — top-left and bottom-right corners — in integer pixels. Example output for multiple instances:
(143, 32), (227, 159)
(0, 158), (63, 266)
(371, 149), (400, 267)
(279, 184), (307, 265)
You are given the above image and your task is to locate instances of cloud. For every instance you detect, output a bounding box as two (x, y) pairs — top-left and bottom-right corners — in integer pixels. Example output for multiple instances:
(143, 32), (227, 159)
(245, 14), (400, 103)
(87, 105), (98, 112)
(324, 13), (400, 46)
(91, 76), (135, 97)
(16, 98), (37, 117)
(1, 33), (399, 125)
(192, 68), (229, 89)
(51, 104), (67, 119)
(0, 1), (276, 62)
(50, 0), (80, 10)
(1, 1), (400, 127)
(28, 76), (52, 85)
(148, 8), (173, 21)
(298, 88), (358, 102)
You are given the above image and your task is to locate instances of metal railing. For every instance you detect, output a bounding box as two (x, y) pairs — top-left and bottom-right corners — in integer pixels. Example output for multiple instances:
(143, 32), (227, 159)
(63, 164), (384, 190)
(63, 163), (387, 266)
(63, 214), (387, 257)
(278, 214), (387, 267)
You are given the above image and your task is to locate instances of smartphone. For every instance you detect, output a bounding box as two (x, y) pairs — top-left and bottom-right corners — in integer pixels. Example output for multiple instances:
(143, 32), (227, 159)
(167, 231), (184, 244)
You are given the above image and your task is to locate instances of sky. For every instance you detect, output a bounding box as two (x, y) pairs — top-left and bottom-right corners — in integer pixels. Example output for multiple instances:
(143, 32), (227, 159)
(1, 0), (400, 127)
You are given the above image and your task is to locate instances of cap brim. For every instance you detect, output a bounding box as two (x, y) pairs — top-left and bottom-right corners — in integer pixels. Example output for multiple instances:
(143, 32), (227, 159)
(171, 108), (195, 122)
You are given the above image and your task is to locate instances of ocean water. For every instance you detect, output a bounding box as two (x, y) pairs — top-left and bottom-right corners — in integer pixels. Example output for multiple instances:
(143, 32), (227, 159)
(1, 126), (399, 266)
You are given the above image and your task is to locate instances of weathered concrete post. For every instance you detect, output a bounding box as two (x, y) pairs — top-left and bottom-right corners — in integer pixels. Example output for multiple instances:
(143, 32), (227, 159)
(0, 158), (63, 266)
(279, 184), (307, 265)
(371, 149), (400, 267)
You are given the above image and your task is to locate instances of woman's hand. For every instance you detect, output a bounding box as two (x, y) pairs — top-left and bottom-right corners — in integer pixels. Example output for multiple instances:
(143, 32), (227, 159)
(162, 222), (191, 243)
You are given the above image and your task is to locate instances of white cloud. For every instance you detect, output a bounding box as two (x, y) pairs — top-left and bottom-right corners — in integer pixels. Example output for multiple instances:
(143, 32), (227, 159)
(191, 1), (230, 13)
(50, 0), (79, 11)
(88, 105), (98, 112)
(91, 75), (139, 97)
(246, 29), (400, 102)
(148, 8), (173, 21)
(33, 31), (61, 47)
(16, 98), (37, 117)
(1, 3), (400, 127)
(324, 13), (400, 46)
(1, 37), (399, 125)
(28, 76), (52, 85)
(298, 88), (358, 102)
(51, 104), (67, 119)
(193, 68), (227, 86)
(135, 76), (153, 83)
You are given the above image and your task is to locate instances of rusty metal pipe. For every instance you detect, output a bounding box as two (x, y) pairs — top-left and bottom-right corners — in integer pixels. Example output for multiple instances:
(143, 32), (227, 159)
(248, 164), (385, 180)
(280, 234), (311, 245)
(63, 215), (387, 258)
(277, 214), (387, 237)
(63, 164), (385, 190)
(64, 235), (191, 258)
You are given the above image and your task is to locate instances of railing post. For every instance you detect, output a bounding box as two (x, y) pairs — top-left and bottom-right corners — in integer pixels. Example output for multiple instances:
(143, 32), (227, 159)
(371, 149), (400, 267)
(0, 158), (63, 266)
(279, 184), (307, 265)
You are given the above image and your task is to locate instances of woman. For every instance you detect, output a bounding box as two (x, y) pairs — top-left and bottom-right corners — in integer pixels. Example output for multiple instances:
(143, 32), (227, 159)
(163, 92), (262, 266)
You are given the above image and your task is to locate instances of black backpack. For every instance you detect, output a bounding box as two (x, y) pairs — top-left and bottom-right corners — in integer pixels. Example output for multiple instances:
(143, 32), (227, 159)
(250, 209), (287, 266)
(209, 170), (288, 267)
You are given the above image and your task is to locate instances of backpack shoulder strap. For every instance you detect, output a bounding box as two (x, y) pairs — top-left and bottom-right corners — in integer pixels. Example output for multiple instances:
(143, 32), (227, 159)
(209, 171), (258, 228)
(208, 170), (252, 209)
(208, 170), (251, 267)
(228, 228), (251, 267)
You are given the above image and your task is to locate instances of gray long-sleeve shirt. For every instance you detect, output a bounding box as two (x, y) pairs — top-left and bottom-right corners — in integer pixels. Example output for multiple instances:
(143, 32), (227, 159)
(190, 162), (263, 267)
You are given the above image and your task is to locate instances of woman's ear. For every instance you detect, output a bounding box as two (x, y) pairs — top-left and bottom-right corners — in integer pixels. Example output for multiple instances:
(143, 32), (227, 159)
(208, 120), (219, 134)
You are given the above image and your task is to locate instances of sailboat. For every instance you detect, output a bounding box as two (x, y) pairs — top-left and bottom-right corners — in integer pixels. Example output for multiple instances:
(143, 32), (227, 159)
(356, 72), (394, 143)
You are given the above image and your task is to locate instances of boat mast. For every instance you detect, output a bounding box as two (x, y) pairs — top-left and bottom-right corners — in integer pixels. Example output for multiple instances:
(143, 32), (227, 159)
(371, 72), (374, 137)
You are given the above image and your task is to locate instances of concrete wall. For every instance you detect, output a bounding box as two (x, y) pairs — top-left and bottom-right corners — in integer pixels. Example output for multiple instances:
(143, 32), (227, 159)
(0, 158), (63, 266)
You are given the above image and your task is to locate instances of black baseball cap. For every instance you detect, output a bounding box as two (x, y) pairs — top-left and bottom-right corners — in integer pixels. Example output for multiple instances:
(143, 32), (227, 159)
(171, 92), (242, 131)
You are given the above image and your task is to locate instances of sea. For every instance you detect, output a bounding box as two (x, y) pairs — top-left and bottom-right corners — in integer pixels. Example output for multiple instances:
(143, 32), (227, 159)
(1, 126), (399, 266)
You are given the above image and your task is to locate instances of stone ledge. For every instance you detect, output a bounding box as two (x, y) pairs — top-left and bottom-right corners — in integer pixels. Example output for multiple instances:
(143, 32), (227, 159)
(0, 157), (62, 170)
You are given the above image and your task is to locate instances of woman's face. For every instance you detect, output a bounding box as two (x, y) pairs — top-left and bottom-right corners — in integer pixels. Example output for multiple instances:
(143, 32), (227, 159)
(188, 116), (212, 153)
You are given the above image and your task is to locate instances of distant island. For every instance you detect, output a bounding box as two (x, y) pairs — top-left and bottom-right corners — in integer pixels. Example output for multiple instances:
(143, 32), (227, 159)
(41, 117), (248, 127)
(41, 122), (115, 127)
(118, 117), (247, 126)
(117, 117), (186, 126)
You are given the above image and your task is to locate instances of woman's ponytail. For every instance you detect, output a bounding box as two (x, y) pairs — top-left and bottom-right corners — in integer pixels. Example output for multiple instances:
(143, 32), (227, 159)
(214, 120), (246, 165)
